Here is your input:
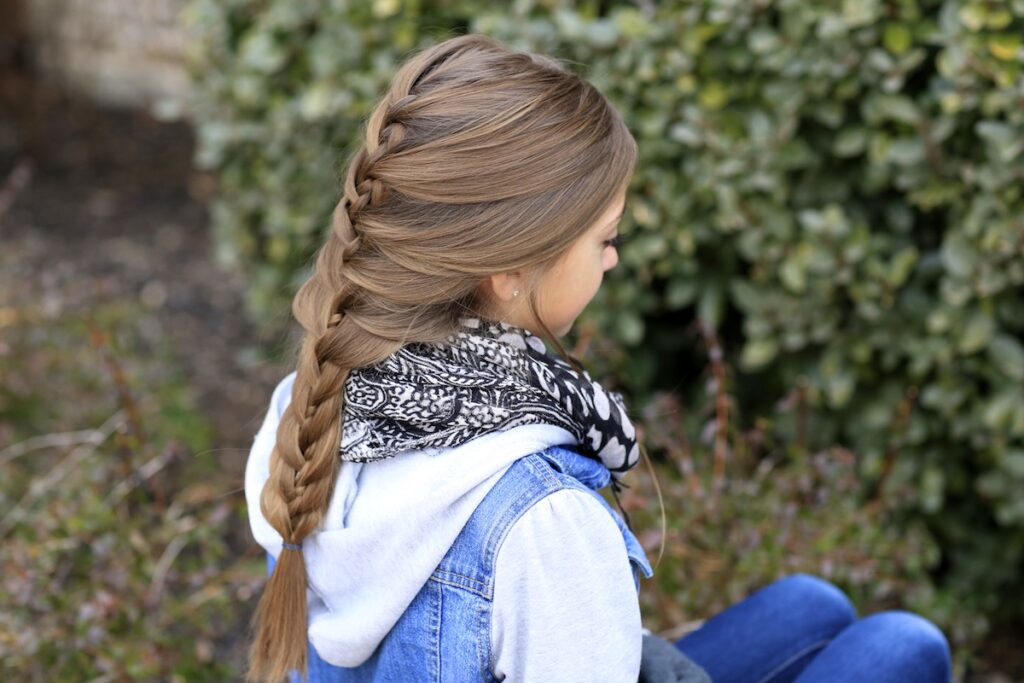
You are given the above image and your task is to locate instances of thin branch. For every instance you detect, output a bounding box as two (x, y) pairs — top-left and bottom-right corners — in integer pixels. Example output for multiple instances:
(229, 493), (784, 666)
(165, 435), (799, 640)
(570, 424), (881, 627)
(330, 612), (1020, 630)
(870, 385), (919, 502)
(699, 322), (730, 497)
(104, 444), (182, 507)
(147, 535), (189, 608)
(0, 411), (126, 537)
(795, 376), (809, 457)
(638, 440), (667, 569)
(0, 157), (33, 223)
(0, 428), (107, 465)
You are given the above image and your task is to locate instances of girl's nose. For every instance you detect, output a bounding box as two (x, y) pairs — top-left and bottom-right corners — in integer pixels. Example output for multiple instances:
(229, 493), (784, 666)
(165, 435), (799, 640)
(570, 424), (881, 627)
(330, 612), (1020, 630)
(603, 247), (619, 271)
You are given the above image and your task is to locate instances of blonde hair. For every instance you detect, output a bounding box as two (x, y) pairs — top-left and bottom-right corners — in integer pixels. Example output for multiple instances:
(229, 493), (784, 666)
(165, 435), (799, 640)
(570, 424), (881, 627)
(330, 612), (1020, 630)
(247, 32), (637, 682)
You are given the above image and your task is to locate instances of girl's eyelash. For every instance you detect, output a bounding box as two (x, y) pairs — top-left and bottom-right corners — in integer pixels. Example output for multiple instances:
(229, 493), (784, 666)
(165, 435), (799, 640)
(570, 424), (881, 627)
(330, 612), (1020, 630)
(604, 234), (627, 248)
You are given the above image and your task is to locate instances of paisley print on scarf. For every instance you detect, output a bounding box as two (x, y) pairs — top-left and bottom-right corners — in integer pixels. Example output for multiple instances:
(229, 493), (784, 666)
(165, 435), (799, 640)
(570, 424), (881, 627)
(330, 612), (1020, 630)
(340, 316), (640, 476)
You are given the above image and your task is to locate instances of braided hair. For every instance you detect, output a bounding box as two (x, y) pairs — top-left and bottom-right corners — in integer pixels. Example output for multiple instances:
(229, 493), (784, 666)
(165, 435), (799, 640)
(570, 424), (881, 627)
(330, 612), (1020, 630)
(247, 32), (637, 682)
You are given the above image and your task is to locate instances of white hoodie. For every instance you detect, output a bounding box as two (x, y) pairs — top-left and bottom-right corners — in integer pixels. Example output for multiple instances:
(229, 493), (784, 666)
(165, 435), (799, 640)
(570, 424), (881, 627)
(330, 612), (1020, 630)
(244, 371), (643, 681)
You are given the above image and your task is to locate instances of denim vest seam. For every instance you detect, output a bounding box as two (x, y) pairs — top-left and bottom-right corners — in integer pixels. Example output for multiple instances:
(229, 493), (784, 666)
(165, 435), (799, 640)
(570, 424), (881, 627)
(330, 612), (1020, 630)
(429, 572), (489, 599)
(430, 456), (552, 593)
(578, 485), (646, 591)
(530, 447), (567, 483)
(532, 448), (653, 587)
(431, 454), (557, 598)
(476, 593), (496, 682)
(473, 452), (593, 681)
(429, 579), (442, 683)
(476, 454), (565, 599)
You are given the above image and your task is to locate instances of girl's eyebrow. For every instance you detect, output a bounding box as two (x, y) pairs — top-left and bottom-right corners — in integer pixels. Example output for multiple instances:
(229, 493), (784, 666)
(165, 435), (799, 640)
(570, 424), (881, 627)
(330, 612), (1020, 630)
(605, 203), (627, 231)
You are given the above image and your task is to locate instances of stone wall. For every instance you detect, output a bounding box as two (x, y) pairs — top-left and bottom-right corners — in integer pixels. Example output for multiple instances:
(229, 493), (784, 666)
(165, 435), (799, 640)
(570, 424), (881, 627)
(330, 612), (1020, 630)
(24, 0), (190, 111)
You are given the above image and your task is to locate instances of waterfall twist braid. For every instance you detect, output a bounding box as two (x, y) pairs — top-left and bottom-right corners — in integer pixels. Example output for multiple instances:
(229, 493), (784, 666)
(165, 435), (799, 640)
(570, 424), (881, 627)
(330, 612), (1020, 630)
(260, 81), (422, 548)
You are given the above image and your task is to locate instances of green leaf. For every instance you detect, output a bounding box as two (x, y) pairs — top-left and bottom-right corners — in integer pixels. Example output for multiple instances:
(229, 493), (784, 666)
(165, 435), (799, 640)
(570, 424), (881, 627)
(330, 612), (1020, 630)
(920, 465), (945, 514)
(959, 311), (996, 354)
(698, 82), (729, 110)
(843, 0), (880, 27)
(988, 34), (1022, 61)
(371, 0), (401, 19)
(239, 31), (287, 73)
(958, 5), (986, 31)
(612, 8), (651, 39)
(666, 279), (697, 309)
(976, 121), (1016, 148)
(826, 370), (856, 408)
(614, 310), (645, 345)
(884, 24), (912, 55)
(833, 128), (868, 157)
(887, 247), (919, 287)
(1003, 450), (1024, 478)
(730, 279), (763, 312)
(585, 19), (619, 49)
(741, 338), (778, 370)
(864, 94), (921, 126)
(669, 123), (701, 146)
(941, 233), (977, 278)
(987, 9), (1014, 30)
(780, 245), (811, 293)
(989, 334), (1024, 380)
(888, 137), (925, 165)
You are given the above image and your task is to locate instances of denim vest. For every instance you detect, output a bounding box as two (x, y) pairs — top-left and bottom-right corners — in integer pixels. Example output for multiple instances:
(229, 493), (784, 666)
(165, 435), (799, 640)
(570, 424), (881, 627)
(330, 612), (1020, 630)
(272, 445), (653, 682)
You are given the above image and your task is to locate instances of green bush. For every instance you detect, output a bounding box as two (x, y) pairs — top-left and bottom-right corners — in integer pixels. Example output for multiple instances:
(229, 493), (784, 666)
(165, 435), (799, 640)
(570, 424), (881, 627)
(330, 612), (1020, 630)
(184, 0), (1024, 627)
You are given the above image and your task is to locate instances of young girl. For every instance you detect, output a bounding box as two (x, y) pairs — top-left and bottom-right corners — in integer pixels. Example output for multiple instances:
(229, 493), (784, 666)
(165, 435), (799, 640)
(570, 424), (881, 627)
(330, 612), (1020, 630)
(244, 33), (953, 683)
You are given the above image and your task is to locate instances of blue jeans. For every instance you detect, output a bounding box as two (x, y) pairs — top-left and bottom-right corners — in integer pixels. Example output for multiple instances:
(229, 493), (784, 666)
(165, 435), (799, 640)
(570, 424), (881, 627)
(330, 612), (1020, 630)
(674, 574), (952, 683)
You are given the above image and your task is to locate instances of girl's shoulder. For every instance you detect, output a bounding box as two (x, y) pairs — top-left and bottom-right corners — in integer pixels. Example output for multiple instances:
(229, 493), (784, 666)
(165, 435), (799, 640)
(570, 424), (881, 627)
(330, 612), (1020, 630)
(269, 370), (297, 419)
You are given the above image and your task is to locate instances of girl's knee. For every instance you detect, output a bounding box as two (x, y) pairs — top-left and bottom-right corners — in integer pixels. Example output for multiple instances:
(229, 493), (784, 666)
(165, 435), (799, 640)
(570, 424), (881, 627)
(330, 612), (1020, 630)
(763, 573), (858, 628)
(859, 611), (950, 653)
(854, 611), (952, 678)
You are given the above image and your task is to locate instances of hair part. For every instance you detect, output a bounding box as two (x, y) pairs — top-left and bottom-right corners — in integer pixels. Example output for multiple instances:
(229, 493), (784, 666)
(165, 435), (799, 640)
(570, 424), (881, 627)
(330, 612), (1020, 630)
(247, 32), (637, 682)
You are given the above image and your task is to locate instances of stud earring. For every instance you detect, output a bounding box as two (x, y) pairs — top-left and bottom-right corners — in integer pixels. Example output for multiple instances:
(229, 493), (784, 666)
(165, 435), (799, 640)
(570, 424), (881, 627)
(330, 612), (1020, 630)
(513, 290), (519, 297)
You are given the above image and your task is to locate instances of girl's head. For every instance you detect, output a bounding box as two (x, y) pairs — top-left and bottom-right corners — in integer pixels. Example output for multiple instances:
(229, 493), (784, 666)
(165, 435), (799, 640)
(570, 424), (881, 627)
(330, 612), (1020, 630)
(487, 187), (627, 338)
(248, 32), (636, 682)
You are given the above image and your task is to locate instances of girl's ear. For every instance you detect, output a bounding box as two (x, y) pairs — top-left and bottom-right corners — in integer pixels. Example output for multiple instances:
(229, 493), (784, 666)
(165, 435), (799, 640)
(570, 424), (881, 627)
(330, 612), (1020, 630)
(486, 271), (524, 303)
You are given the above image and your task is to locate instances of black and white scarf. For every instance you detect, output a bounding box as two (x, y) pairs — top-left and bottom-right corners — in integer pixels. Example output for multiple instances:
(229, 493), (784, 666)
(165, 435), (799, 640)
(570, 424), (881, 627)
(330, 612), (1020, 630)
(339, 316), (639, 477)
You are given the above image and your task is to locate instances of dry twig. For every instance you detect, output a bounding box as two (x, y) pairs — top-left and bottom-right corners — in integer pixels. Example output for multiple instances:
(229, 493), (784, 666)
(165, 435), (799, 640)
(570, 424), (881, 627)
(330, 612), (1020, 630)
(0, 157), (33, 223)
(0, 410), (126, 537)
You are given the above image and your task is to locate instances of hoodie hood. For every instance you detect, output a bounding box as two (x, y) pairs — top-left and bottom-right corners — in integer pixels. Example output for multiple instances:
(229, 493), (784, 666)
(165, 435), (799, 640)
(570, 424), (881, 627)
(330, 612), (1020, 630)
(244, 371), (577, 667)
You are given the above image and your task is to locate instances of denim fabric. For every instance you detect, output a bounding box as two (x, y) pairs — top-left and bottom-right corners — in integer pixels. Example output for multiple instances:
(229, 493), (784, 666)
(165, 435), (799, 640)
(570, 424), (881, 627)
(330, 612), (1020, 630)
(674, 573), (953, 683)
(269, 445), (652, 683)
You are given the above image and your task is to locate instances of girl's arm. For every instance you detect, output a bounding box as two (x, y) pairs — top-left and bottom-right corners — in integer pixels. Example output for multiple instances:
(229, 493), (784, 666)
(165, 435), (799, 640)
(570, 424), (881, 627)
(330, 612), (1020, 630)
(490, 488), (642, 681)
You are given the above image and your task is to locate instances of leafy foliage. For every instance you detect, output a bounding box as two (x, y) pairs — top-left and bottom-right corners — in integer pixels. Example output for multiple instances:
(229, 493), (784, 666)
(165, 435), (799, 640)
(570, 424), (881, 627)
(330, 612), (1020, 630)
(184, 0), (1024, 650)
(616, 324), (982, 678)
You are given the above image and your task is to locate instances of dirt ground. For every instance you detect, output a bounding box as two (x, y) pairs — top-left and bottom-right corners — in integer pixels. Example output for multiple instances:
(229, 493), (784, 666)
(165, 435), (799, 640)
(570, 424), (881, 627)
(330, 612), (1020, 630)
(2, 88), (1022, 682)
(0, 89), (291, 484)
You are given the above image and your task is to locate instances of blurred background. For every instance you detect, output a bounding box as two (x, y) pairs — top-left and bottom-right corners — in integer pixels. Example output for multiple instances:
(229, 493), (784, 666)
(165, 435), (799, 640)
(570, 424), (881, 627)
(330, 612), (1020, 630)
(1, 1), (1022, 680)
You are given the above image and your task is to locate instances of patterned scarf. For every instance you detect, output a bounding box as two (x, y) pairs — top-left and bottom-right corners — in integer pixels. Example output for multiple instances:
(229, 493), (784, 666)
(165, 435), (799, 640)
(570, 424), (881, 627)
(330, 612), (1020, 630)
(339, 316), (640, 478)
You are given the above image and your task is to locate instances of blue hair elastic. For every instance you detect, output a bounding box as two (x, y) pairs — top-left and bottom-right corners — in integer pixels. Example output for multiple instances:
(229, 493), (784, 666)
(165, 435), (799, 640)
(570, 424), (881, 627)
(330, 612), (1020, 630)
(282, 542), (302, 551)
